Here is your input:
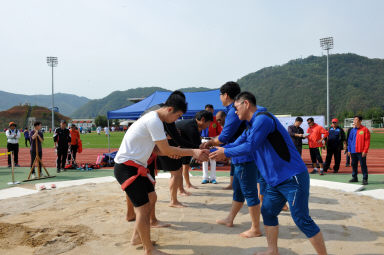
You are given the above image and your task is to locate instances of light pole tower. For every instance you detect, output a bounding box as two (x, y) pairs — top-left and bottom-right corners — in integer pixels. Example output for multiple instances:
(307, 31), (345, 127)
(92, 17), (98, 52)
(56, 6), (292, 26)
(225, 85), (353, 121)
(46, 56), (58, 132)
(320, 37), (334, 128)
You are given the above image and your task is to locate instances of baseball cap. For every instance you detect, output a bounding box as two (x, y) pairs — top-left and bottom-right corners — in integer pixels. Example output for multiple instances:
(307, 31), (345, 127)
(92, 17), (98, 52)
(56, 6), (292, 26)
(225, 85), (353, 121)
(332, 118), (338, 123)
(9, 122), (16, 127)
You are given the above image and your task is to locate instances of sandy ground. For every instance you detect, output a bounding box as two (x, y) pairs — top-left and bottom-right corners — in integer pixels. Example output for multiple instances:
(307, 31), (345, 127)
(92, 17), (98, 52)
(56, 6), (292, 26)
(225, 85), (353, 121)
(0, 176), (384, 255)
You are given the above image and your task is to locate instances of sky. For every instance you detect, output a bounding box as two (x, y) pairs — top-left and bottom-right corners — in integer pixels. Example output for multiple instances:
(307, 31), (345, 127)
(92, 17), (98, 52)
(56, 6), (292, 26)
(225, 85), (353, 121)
(0, 0), (383, 99)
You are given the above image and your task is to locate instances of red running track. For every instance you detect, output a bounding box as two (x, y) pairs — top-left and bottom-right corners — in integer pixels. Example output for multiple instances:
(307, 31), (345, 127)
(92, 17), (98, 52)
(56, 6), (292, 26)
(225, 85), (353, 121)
(0, 147), (383, 174)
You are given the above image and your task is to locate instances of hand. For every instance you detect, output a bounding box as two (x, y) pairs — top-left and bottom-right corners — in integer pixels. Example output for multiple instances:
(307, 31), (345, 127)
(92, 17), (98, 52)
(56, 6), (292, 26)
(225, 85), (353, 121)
(199, 142), (209, 149)
(362, 152), (367, 158)
(348, 152), (351, 157)
(317, 139), (323, 144)
(192, 149), (209, 162)
(209, 147), (227, 161)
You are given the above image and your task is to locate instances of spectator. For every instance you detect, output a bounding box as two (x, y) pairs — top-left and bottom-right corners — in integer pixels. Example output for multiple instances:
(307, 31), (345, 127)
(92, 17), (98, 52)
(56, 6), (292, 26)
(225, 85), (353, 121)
(348, 116), (370, 185)
(306, 117), (329, 175)
(323, 118), (346, 173)
(201, 104), (222, 184)
(177, 110), (213, 190)
(97, 126), (101, 135)
(53, 120), (71, 173)
(30, 121), (44, 178)
(24, 127), (30, 147)
(6, 122), (21, 167)
(215, 110), (226, 128)
(345, 124), (355, 167)
(288, 117), (305, 155)
(68, 124), (81, 164)
(104, 126), (109, 136)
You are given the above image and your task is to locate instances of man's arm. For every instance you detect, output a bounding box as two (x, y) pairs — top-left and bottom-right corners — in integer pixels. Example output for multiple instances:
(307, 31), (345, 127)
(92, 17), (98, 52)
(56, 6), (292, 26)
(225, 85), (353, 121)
(155, 139), (209, 162)
(363, 128), (371, 156)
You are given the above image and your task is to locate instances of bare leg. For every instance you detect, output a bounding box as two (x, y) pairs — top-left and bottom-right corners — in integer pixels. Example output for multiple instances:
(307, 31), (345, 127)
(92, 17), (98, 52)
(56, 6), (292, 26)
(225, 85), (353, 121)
(169, 169), (187, 207)
(216, 200), (243, 227)
(223, 176), (233, 190)
(149, 192), (171, 228)
(182, 164), (198, 189)
(240, 204), (262, 238)
(254, 225), (279, 255)
(309, 231), (327, 255)
(126, 194), (136, 221)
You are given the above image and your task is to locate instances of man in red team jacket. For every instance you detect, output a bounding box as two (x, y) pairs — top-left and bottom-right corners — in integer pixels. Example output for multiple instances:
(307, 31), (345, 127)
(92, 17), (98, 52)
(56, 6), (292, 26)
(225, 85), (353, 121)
(347, 116), (370, 185)
(306, 118), (329, 175)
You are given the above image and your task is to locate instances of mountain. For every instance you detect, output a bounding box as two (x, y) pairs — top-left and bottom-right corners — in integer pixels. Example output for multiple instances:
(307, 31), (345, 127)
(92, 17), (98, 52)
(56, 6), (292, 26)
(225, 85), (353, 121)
(0, 105), (71, 130)
(0, 91), (90, 116)
(237, 53), (384, 118)
(71, 87), (213, 118)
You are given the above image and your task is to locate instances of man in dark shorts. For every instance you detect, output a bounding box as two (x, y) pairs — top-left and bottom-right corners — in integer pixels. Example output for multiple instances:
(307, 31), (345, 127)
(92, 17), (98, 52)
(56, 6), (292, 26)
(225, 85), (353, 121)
(114, 94), (209, 255)
(306, 118), (328, 175)
(176, 110), (213, 191)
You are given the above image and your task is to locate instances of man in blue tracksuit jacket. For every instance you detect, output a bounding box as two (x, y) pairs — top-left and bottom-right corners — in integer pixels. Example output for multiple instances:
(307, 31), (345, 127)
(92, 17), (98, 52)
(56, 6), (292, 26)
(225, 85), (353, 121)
(210, 92), (327, 255)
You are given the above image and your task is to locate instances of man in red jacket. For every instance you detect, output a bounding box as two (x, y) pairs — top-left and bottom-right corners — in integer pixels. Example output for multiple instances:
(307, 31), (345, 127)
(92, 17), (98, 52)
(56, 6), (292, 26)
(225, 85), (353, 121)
(306, 118), (329, 175)
(347, 116), (371, 185)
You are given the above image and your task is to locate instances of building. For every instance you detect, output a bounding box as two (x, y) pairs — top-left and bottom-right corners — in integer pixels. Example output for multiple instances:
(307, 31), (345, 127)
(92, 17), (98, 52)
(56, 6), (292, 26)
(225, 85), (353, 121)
(71, 119), (95, 130)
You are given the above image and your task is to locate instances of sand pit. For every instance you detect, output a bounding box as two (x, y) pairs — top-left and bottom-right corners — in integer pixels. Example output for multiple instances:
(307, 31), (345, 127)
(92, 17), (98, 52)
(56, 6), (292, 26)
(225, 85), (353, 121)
(0, 176), (383, 255)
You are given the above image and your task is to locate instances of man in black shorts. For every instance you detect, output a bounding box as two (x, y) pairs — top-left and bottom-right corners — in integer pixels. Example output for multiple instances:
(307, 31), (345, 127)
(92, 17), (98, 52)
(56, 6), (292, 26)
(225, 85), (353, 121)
(114, 94), (209, 255)
(176, 110), (213, 192)
(306, 118), (328, 175)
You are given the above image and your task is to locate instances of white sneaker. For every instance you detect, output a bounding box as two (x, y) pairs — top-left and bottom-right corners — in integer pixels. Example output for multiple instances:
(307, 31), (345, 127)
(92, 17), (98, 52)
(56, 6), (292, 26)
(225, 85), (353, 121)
(31, 173), (36, 179)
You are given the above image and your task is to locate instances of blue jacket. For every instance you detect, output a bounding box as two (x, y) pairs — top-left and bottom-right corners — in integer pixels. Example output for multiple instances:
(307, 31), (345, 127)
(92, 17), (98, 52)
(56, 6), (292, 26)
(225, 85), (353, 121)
(224, 109), (307, 187)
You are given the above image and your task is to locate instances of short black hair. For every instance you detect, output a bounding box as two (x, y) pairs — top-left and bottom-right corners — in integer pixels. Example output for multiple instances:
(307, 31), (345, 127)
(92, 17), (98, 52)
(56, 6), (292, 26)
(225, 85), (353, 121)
(307, 117), (314, 122)
(170, 90), (186, 100)
(61, 120), (67, 124)
(195, 110), (213, 122)
(164, 94), (188, 113)
(205, 104), (214, 110)
(354, 115), (363, 121)
(34, 121), (42, 127)
(216, 110), (226, 118)
(295, 117), (303, 122)
(234, 91), (256, 106)
(220, 81), (241, 100)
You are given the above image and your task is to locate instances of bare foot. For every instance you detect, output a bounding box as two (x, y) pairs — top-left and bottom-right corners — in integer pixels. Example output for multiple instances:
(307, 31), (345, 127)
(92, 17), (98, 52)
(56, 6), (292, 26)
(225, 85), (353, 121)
(126, 215), (136, 222)
(222, 185), (233, 190)
(254, 250), (279, 255)
(146, 248), (170, 255)
(151, 220), (171, 228)
(240, 229), (262, 238)
(131, 236), (156, 246)
(169, 201), (187, 208)
(179, 190), (191, 196)
(186, 184), (199, 189)
(282, 204), (289, 211)
(216, 218), (234, 227)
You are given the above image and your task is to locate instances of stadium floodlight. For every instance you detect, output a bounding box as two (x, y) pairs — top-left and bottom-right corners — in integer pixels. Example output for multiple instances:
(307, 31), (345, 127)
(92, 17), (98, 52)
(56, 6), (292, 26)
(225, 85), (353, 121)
(320, 37), (334, 128)
(46, 56), (58, 132)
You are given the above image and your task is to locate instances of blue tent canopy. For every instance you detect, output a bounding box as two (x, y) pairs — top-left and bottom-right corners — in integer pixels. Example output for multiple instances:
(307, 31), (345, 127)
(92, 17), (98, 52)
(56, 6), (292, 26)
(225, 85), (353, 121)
(107, 89), (224, 119)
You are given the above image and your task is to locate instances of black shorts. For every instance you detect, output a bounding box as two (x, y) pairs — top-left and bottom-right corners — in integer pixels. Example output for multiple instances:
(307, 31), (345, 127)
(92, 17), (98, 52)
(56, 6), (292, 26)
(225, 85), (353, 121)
(114, 163), (155, 207)
(157, 156), (182, 171)
(309, 148), (323, 164)
(181, 156), (192, 165)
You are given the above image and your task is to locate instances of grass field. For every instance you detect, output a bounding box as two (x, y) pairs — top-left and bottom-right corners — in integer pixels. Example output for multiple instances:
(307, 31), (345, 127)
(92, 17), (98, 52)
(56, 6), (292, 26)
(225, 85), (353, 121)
(1, 131), (384, 149)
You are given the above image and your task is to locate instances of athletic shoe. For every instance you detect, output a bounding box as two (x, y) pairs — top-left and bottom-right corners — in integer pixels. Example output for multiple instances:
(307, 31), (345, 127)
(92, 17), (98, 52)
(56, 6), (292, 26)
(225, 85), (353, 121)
(211, 179), (218, 184)
(15, 164), (20, 167)
(333, 170), (339, 173)
(349, 178), (358, 183)
(201, 179), (209, 184)
(310, 170), (318, 174)
(362, 179), (368, 185)
(57, 169), (61, 173)
(8, 165), (11, 168)
(345, 164), (350, 167)
(320, 171), (324, 175)
(31, 173), (35, 179)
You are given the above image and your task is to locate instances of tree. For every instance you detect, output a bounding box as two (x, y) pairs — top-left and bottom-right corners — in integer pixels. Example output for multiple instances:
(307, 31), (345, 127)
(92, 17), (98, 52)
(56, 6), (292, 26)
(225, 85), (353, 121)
(95, 115), (111, 127)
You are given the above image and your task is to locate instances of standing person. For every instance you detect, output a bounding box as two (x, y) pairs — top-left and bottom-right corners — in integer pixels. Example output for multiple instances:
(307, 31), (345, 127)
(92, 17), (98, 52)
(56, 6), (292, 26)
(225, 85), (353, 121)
(113, 94), (209, 255)
(53, 120), (71, 173)
(104, 126), (109, 136)
(24, 127), (30, 147)
(97, 126), (101, 135)
(177, 110), (213, 190)
(201, 104), (222, 184)
(6, 122), (21, 167)
(210, 92), (327, 255)
(202, 81), (250, 190)
(348, 116), (370, 185)
(323, 118), (346, 173)
(68, 124), (81, 164)
(288, 117), (305, 155)
(30, 121), (44, 178)
(306, 118), (329, 175)
(345, 124), (354, 167)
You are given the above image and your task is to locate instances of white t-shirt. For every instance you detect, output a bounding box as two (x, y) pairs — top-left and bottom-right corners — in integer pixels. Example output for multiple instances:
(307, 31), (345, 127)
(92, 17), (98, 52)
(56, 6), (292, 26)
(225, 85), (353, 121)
(114, 111), (166, 167)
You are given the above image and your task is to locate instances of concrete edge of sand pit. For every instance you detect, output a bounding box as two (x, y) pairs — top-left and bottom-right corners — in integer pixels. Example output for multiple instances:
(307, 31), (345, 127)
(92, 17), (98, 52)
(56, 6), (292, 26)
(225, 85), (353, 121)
(0, 187), (39, 200)
(358, 189), (384, 200)
(310, 179), (364, 192)
(34, 176), (117, 190)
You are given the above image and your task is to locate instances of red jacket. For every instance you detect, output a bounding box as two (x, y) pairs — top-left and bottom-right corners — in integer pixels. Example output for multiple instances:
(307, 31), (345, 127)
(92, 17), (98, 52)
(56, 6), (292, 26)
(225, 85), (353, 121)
(206, 117), (222, 137)
(307, 123), (329, 148)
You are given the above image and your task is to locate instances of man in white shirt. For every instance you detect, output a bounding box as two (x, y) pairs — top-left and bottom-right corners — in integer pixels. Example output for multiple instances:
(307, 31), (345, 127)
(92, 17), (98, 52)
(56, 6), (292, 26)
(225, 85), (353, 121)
(6, 122), (21, 167)
(114, 94), (209, 255)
